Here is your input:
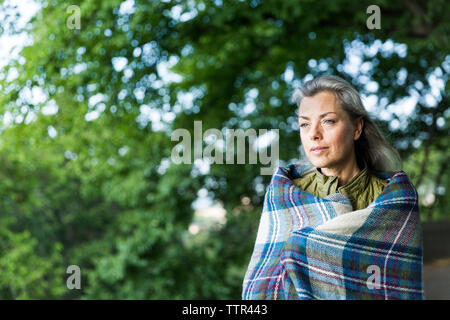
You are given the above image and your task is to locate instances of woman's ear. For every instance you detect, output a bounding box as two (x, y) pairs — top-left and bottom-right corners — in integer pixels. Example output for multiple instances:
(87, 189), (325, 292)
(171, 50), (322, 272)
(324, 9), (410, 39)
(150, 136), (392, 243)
(354, 117), (364, 140)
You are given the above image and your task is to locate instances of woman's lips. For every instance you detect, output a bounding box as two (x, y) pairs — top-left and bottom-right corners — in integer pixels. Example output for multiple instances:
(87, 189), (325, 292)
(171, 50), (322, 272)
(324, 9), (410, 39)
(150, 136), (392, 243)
(310, 147), (328, 155)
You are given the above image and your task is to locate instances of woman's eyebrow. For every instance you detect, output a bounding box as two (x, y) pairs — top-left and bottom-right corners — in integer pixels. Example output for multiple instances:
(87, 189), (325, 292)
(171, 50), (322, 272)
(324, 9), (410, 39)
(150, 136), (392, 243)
(298, 112), (337, 120)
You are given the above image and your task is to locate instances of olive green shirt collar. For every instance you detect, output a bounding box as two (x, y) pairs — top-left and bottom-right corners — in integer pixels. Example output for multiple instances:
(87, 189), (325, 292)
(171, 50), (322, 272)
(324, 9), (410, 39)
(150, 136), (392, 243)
(314, 160), (369, 195)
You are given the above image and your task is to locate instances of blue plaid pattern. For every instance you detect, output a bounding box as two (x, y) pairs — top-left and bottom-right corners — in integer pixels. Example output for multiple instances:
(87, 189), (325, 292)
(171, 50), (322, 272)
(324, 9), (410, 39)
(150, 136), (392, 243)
(242, 163), (424, 300)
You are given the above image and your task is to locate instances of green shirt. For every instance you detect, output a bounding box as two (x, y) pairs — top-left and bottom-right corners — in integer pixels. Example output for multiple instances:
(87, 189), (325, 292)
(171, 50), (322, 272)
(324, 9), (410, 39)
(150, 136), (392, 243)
(292, 161), (388, 211)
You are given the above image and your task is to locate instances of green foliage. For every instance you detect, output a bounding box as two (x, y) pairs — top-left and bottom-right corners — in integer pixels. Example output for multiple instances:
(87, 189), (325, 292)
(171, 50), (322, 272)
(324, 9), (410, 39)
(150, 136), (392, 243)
(0, 0), (448, 299)
(0, 227), (65, 299)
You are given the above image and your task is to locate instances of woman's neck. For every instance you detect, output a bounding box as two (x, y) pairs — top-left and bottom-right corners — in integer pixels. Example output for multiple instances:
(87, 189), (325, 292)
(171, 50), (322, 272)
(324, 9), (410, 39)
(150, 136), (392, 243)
(320, 157), (361, 187)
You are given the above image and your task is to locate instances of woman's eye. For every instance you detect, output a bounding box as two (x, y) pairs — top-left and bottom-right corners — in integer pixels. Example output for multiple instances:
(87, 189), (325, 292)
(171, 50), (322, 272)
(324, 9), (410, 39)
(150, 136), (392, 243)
(300, 123), (308, 128)
(324, 119), (335, 124)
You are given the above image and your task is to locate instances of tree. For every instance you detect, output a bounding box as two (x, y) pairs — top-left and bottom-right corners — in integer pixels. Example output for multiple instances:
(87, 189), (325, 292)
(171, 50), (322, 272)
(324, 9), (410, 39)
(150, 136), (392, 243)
(0, 0), (448, 299)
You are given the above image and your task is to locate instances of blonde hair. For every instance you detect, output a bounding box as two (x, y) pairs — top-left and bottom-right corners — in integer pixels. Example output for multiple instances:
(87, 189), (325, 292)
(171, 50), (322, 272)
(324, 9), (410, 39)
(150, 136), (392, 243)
(293, 75), (402, 174)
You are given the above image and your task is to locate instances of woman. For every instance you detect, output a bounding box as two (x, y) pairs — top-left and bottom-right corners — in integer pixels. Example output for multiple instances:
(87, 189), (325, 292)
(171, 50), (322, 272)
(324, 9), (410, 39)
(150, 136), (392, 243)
(293, 75), (400, 211)
(242, 75), (423, 300)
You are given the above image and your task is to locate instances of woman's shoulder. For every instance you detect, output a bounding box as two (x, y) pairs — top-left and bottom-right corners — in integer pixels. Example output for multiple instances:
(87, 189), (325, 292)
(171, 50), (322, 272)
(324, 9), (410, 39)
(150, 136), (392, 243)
(280, 161), (315, 179)
(367, 171), (389, 194)
(291, 165), (319, 192)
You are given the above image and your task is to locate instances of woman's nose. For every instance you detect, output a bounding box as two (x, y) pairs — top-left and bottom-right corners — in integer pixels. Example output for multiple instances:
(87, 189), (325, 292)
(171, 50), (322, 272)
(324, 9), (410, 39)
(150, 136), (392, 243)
(308, 122), (322, 140)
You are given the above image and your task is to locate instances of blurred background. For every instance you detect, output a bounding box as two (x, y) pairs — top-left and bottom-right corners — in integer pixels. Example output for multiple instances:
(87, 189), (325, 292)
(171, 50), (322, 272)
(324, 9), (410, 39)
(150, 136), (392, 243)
(0, 0), (448, 299)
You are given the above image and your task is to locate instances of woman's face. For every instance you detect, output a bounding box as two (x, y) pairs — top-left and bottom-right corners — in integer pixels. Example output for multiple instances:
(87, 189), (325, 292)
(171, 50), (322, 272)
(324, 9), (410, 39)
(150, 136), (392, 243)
(298, 91), (362, 171)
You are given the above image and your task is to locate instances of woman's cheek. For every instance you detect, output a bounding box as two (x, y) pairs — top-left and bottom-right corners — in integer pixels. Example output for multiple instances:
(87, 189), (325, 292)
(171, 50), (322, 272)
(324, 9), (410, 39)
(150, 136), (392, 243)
(333, 127), (348, 145)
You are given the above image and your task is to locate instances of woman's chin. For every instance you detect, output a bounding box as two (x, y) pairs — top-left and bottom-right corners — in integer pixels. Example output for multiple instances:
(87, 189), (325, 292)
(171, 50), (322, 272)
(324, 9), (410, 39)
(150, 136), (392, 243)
(309, 158), (330, 168)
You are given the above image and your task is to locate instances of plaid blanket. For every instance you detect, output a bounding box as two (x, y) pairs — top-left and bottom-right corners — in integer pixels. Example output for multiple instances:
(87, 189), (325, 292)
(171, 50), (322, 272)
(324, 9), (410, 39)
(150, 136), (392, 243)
(242, 163), (424, 300)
